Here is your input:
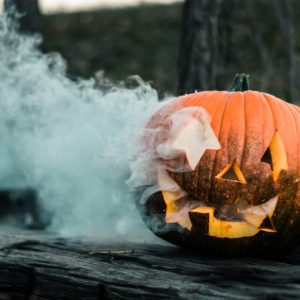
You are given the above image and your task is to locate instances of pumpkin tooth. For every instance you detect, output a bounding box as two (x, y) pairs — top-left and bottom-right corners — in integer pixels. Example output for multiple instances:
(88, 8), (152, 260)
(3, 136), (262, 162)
(157, 169), (194, 230)
(165, 206), (192, 231)
(242, 196), (278, 218)
(242, 213), (265, 228)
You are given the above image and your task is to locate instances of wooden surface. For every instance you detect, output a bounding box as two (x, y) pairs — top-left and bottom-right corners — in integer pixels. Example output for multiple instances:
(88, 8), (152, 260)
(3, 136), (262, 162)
(1, 226), (300, 299)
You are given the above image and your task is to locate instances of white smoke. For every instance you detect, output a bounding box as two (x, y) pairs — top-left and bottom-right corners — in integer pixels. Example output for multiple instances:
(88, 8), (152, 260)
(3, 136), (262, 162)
(0, 13), (166, 242)
(127, 104), (221, 233)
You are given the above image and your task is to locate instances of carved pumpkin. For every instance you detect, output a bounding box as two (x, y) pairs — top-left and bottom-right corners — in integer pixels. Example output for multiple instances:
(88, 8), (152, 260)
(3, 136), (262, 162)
(135, 74), (300, 256)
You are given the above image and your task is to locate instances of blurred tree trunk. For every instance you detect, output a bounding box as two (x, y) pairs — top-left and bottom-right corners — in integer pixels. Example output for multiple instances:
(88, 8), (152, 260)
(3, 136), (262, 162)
(245, 0), (298, 103)
(4, 0), (41, 33)
(245, 1), (275, 93)
(177, 0), (231, 95)
(271, 0), (298, 103)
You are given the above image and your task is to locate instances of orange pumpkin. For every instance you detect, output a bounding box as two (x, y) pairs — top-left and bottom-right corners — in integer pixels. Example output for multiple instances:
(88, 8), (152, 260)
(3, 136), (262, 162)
(136, 74), (300, 256)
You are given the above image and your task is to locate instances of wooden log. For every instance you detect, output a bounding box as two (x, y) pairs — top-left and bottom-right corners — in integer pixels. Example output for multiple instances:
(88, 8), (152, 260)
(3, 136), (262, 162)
(1, 226), (300, 299)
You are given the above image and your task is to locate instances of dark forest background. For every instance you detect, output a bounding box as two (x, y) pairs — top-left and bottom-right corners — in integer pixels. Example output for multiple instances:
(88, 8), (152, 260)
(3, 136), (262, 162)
(4, 0), (300, 102)
(39, 1), (300, 102)
(42, 4), (182, 95)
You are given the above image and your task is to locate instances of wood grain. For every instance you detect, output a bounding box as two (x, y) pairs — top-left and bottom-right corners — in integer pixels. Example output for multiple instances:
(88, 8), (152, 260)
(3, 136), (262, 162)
(0, 226), (300, 299)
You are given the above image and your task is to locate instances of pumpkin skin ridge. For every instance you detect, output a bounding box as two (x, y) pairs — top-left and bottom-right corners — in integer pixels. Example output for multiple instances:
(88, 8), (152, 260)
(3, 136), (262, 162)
(193, 91), (223, 198)
(243, 91), (264, 172)
(289, 106), (300, 214)
(287, 104), (300, 181)
(290, 102), (300, 116)
(241, 92), (275, 206)
(277, 98), (298, 175)
(255, 92), (275, 153)
(273, 171), (299, 251)
(237, 92), (247, 169)
(226, 93), (247, 170)
(287, 99), (300, 176)
(137, 87), (300, 256)
(263, 94), (293, 172)
(207, 92), (231, 206)
(206, 92), (231, 202)
(171, 91), (228, 203)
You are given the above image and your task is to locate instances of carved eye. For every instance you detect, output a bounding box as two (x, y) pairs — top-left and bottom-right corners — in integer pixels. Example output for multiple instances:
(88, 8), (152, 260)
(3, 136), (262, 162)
(215, 159), (247, 184)
(261, 131), (288, 181)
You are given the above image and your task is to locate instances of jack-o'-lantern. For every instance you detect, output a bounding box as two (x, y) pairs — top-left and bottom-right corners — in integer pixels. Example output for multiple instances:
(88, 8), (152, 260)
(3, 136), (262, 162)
(134, 74), (300, 256)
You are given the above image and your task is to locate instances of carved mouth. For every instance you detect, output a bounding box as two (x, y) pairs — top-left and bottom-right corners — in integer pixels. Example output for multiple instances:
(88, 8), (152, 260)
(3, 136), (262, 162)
(158, 170), (278, 239)
(189, 196), (278, 238)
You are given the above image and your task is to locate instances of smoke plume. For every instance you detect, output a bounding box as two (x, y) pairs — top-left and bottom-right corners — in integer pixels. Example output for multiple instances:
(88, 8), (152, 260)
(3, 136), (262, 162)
(0, 12), (165, 242)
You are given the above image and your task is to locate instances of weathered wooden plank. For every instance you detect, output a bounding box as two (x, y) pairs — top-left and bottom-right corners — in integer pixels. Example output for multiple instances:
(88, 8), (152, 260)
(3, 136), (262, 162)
(0, 226), (300, 299)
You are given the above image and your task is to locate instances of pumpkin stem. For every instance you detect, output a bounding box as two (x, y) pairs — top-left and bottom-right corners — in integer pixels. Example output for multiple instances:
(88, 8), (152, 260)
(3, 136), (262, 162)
(228, 74), (250, 91)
